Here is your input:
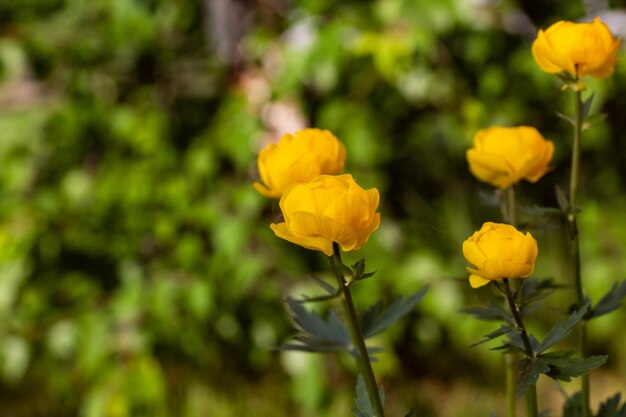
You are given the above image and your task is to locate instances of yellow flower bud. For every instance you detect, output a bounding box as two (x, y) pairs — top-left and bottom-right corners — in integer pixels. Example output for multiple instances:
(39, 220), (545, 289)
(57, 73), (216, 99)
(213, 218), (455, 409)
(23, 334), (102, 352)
(463, 222), (538, 288)
(531, 17), (621, 79)
(270, 174), (380, 256)
(466, 126), (554, 189)
(254, 128), (347, 198)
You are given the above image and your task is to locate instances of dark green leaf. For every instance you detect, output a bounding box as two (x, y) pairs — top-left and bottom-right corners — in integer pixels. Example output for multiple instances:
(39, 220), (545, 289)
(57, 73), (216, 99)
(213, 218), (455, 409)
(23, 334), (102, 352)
(352, 259), (366, 279)
(460, 301), (513, 323)
(361, 286), (429, 339)
(581, 92), (594, 121)
(470, 325), (512, 348)
(516, 358), (550, 396)
(281, 297), (351, 353)
(352, 375), (376, 417)
(517, 278), (561, 306)
(597, 392), (626, 417)
(536, 303), (589, 354)
(562, 392), (582, 417)
(589, 281), (626, 319)
(518, 204), (564, 217)
(539, 350), (607, 382)
(403, 407), (416, 417)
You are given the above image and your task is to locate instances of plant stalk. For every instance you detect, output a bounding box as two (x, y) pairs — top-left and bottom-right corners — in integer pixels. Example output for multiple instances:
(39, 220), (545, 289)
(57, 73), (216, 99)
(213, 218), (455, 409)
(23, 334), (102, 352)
(501, 186), (518, 417)
(569, 85), (590, 417)
(330, 242), (385, 417)
(503, 278), (538, 417)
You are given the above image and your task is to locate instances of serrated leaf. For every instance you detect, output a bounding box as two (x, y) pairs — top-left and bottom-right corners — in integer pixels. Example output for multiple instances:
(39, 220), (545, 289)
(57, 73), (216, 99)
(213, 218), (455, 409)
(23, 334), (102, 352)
(517, 278), (561, 306)
(470, 325), (512, 348)
(540, 352), (607, 382)
(516, 358), (550, 396)
(562, 392), (582, 417)
(282, 297), (351, 353)
(361, 286), (429, 339)
(597, 392), (626, 417)
(556, 111), (576, 126)
(536, 303), (589, 354)
(589, 281), (626, 319)
(460, 301), (513, 323)
(352, 375), (376, 417)
(581, 92), (594, 120)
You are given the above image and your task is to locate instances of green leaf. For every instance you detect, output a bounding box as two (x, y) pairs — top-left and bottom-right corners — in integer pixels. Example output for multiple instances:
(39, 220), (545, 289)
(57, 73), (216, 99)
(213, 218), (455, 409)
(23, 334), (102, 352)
(307, 275), (337, 295)
(470, 325), (512, 348)
(556, 185), (569, 211)
(361, 286), (429, 339)
(516, 358), (550, 396)
(581, 92), (594, 121)
(556, 111), (576, 126)
(517, 278), (561, 306)
(536, 303), (589, 354)
(280, 297), (351, 353)
(583, 113), (607, 130)
(352, 259), (366, 279)
(352, 374), (382, 417)
(562, 392), (582, 417)
(589, 281), (626, 319)
(539, 350), (608, 382)
(403, 407), (416, 417)
(518, 204), (564, 217)
(597, 393), (626, 417)
(460, 301), (513, 324)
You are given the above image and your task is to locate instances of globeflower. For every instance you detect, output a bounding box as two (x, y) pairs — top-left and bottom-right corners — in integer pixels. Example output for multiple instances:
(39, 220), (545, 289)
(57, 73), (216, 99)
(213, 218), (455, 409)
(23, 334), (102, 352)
(467, 126), (554, 189)
(531, 17), (621, 79)
(254, 128), (346, 198)
(463, 222), (538, 288)
(270, 174), (380, 256)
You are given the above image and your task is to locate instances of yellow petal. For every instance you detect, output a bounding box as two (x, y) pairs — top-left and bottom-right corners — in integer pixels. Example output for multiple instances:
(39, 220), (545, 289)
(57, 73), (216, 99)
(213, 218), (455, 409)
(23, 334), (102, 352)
(270, 222), (333, 256)
(469, 274), (491, 288)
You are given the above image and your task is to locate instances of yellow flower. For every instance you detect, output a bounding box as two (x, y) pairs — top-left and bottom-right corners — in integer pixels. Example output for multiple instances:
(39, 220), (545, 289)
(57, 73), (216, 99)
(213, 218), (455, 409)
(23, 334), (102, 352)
(254, 128), (347, 198)
(532, 17), (621, 79)
(270, 174), (380, 256)
(463, 222), (538, 288)
(467, 126), (554, 189)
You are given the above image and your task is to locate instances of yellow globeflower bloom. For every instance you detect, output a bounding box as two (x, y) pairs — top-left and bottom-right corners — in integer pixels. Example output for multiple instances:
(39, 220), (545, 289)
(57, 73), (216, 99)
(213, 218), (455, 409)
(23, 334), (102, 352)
(467, 126), (554, 189)
(271, 174), (380, 256)
(532, 17), (621, 79)
(463, 222), (538, 288)
(254, 128), (346, 198)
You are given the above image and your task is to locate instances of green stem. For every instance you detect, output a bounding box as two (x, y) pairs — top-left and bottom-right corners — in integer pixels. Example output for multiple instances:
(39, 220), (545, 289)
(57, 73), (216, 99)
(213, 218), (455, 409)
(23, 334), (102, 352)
(501, 186), (517, 417)
(503, 278), (538, 417)
(570, 85), (590, 417)
(330, 243), (385, 417)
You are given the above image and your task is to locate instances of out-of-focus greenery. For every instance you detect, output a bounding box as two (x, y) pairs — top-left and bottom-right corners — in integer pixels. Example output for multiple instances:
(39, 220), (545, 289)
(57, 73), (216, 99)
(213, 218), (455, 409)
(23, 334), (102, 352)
(1, 0), (626, 416)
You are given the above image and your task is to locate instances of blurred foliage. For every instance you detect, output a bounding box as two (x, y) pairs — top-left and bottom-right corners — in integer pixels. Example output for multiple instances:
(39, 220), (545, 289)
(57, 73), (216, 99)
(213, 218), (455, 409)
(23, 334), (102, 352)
(1, 0), (626, 416)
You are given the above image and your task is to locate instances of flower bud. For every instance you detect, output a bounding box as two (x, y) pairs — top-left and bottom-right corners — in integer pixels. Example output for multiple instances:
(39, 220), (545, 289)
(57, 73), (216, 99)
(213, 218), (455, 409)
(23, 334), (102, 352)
(271, 174), (380, 256)
(254, 128), (346, 198)
(463, 222), (538, 288)
(467, 126), (554, 189)
(532, 17), (621, 79)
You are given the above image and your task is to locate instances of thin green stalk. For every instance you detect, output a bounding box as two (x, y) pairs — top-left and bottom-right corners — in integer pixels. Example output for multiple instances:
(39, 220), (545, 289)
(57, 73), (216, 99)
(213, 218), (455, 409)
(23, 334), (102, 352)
(501, 186), (518, 417)
(503, 278), (538, 417)
(570, 84), (590, 417)
(330, 242), (385, 417)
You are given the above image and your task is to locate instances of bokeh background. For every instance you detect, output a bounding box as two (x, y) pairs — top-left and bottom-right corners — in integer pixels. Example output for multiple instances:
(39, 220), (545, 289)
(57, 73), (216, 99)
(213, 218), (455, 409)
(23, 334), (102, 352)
(2, 0), (626, 416)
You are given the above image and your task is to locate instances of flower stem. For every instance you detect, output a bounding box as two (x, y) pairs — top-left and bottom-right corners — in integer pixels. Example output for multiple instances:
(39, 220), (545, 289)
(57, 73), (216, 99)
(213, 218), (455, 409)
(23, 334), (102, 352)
(330, 242), (385, 417)
(501, 186), (518, 417)
(570, 85), (590, 417)
(503, 278), (538, 417)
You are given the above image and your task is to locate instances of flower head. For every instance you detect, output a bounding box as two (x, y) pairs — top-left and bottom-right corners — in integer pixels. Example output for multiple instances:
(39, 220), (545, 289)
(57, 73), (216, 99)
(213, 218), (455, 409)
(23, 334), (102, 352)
(463, 222), (538, 288)
(270, 174), (380, 256)
(254, 128), (346, 198)
(532, 17), (621, 79)
(467, 126), (554, 189)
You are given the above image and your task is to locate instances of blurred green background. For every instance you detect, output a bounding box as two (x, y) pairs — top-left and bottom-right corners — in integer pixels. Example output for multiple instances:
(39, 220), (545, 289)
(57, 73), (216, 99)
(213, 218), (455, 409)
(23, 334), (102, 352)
(2, 0), (626, 416)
